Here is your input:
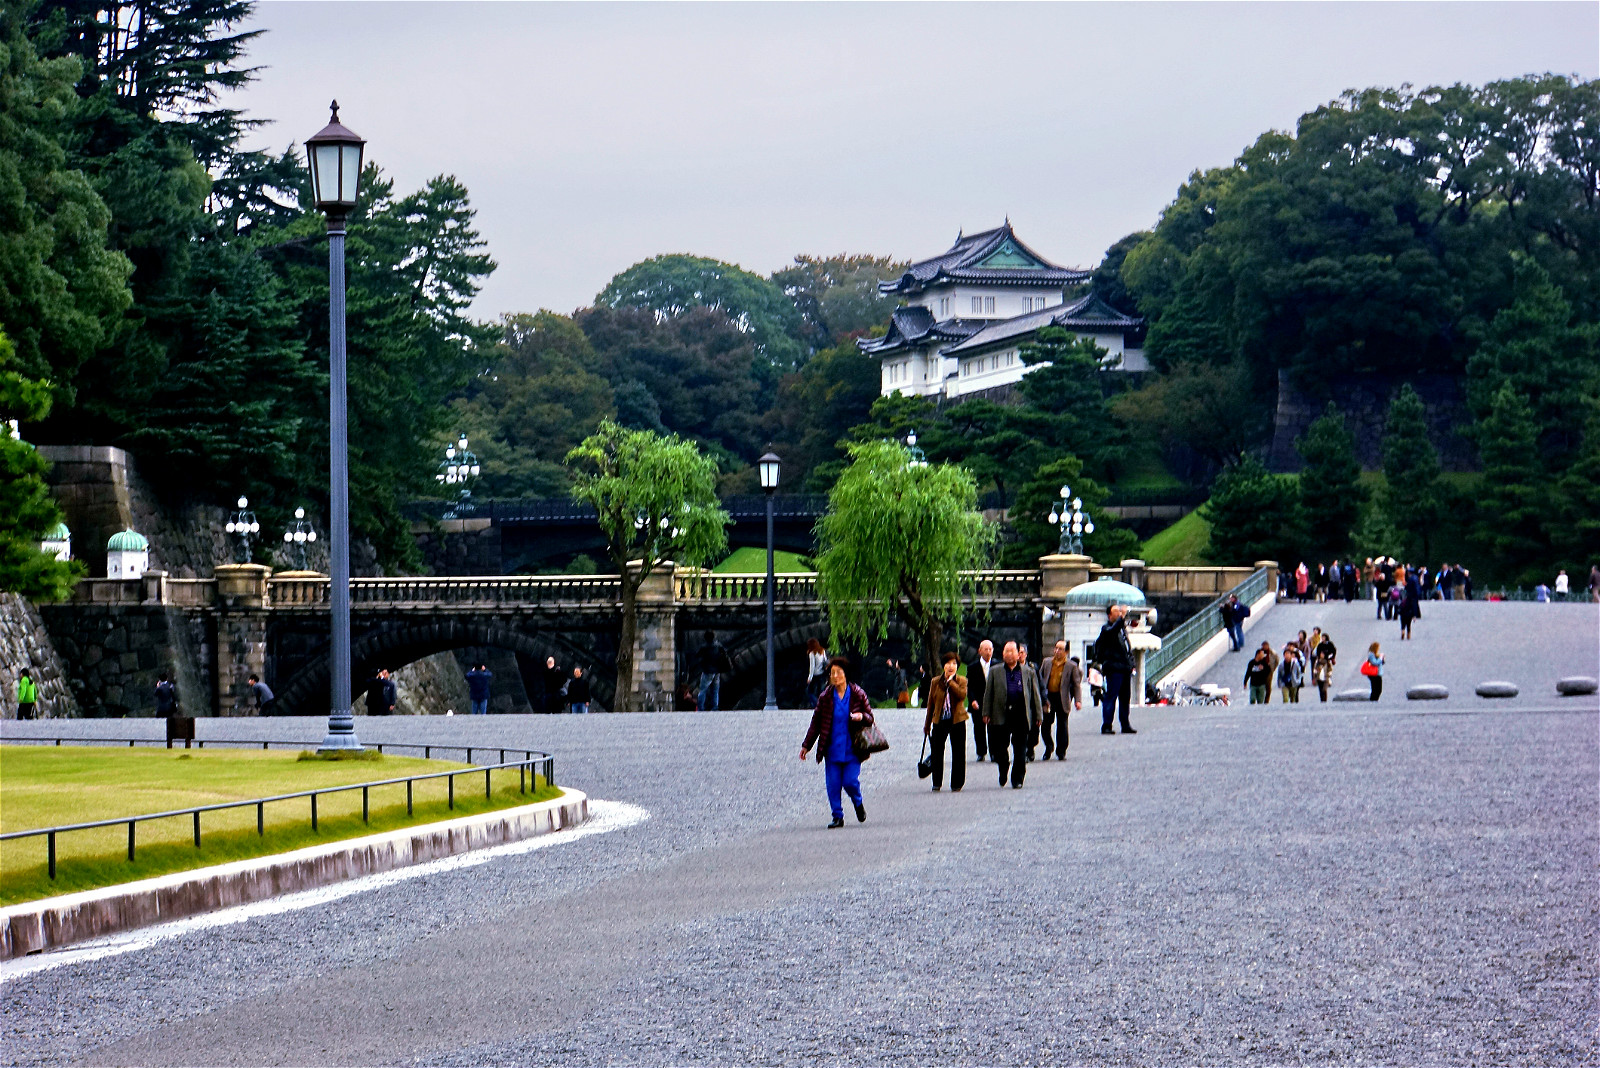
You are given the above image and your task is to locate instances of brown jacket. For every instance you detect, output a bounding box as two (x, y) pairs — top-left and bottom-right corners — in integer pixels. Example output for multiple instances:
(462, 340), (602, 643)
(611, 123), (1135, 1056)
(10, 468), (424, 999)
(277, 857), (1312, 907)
(923, 673), (969, 730)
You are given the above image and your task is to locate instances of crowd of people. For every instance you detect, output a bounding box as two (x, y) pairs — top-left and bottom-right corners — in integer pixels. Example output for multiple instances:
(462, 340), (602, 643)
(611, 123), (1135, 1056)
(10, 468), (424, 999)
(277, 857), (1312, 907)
(1283, 557), (1472, 610)
(1241, 627), (1344, 704)
(799, 603), (1138, 827)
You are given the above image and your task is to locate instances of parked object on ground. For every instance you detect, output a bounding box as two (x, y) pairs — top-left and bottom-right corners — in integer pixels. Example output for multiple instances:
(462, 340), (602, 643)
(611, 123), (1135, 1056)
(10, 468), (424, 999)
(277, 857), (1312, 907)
(1556, 675), (1598, 696)
(1474, 681), (1518, 699)
(1333, 688), (1370, 702)
(1406, 684), (1450, 700)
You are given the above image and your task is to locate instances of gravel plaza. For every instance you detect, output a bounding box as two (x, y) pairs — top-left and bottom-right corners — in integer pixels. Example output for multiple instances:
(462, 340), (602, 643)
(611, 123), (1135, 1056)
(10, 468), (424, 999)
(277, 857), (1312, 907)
(1, 599), (1595, 1066)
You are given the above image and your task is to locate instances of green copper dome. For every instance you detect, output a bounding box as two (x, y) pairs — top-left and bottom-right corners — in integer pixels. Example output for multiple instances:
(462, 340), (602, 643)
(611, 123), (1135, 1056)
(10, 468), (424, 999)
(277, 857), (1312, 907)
(1061, 576), (1146, 607)
(45, 522), (70, 539)
(106, 528), (148, 552)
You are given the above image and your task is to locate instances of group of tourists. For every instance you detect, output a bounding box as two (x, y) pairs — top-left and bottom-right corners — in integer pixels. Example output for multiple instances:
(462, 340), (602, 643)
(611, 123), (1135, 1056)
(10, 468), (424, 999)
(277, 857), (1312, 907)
(800, 602), (1138, 827)
(1286, 557), (1474, 610)
(1241, 627), (1343, 704)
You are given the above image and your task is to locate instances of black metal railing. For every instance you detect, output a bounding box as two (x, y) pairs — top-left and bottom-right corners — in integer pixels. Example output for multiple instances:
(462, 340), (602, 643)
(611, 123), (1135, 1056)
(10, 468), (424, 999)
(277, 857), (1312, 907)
(0, 737), (556, 881)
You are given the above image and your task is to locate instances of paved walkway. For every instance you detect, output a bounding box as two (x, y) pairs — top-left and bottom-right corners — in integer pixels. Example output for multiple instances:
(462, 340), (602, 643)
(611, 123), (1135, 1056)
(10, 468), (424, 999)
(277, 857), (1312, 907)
(2, 628), (1595, 1064)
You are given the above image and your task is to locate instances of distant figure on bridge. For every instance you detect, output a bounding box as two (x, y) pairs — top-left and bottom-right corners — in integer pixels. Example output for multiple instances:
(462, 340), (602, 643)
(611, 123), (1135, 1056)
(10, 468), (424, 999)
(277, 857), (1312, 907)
(543, 656), (565, 714)
(696, 631), (731, 712)
(247, 673), (273, 715)
(155, 672), (178, 716)
(805, 639), (829, 705)
(567, 666), (590, 714)
(365, 668), (395, 716)
(466, 663), (493, 715)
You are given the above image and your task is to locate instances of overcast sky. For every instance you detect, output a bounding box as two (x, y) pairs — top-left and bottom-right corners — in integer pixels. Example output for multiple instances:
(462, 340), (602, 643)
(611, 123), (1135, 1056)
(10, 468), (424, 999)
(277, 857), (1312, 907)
(229, 2), (1599, 319)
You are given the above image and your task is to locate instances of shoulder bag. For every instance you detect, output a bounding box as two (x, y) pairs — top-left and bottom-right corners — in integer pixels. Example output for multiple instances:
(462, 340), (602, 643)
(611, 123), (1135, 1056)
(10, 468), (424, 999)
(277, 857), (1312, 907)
(917, 735), (933, 779)
(853, 718), (890, 758)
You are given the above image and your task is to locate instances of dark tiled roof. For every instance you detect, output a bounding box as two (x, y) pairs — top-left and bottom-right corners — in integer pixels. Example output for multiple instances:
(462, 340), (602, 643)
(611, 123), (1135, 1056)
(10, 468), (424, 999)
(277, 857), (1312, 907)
(880, 222), (1091, 295)
(942, 294), (1141, 355)
(857, 307), (983, 355)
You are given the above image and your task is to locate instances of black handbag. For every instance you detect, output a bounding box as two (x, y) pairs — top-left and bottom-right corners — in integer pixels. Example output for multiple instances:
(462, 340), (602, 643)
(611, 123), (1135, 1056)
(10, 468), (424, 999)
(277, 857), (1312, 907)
(852, 719), (890, 758)
(916, 735), (933, 779)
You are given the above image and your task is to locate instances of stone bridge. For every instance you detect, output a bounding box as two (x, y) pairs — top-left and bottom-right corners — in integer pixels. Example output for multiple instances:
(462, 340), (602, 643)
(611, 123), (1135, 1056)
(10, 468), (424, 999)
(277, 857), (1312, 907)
(38, 559), (1269, 717)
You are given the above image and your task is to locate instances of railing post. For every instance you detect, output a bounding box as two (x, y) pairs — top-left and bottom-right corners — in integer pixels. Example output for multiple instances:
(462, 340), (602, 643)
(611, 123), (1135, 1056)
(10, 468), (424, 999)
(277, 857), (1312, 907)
(311, 793), (318, 830)
(448, 774), (454, 809)
(128, 820), (135, 861)
(193, 811), (200, 848)
(47, 831), (56, 880)
(362, 786), (369, 823)
(485, 767), (491, 800)
(257, 802), (264, 836)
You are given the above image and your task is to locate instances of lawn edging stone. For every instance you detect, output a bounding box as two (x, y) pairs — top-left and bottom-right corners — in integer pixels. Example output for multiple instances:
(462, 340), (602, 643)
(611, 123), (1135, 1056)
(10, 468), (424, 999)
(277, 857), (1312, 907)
(0, 789), (587, 960)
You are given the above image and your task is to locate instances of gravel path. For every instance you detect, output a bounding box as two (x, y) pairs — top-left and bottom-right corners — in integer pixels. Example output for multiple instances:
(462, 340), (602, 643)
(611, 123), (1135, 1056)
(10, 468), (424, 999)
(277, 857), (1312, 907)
(2, 652), (1595, 1065)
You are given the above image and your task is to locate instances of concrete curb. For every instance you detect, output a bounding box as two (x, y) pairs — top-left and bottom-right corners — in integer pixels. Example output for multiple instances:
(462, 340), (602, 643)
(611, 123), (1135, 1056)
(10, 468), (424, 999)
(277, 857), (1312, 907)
(1, 789), (587, 959)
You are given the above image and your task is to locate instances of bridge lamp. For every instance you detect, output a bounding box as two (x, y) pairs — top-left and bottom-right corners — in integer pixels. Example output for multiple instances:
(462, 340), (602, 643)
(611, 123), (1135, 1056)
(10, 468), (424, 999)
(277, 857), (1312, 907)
(226, 496), (259, 564)
(306, 100), (367, 753)
(759, 451), (782, 713)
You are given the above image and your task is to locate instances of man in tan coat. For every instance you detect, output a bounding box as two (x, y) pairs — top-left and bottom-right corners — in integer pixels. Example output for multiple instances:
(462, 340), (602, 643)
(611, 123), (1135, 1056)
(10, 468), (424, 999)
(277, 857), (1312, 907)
(981, 640), (1043, 788)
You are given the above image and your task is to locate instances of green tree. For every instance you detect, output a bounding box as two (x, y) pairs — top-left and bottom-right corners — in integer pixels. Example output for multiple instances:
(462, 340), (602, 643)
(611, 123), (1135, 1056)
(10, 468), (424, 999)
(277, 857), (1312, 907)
(1015, 328), (1129, 478)
(1350, 503), (1404, 563)
(1380, 383), (1444, 558)
(450, 311), (614, 498)
(566, 421), (728, 712)
(1295, 402), (1366, 556)
(0, 328), (83, 600)
(1110, 358), (1271, 469)
(770, 254), (904, 349)
(597, 254), (806, 370)
(761, 339), (881, 492)
(1470, 382), (1545, 582)
(1201, 456), (1302, 565)
(1003, 456), (1136, 568)
(0, 12), (132, 389)
(815, 439), (993, 681)
(1550, 412), (1600, 569)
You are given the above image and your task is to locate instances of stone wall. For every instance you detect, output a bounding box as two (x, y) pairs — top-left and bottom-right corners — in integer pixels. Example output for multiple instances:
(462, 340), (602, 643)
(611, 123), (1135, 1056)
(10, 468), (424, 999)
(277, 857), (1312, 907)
(0, 593), (79, 719)
(36, 603), (211, 718)
(392, 651), (471, 715)
(414, 519), (501, 576)
(1267, 371), (1477, 474)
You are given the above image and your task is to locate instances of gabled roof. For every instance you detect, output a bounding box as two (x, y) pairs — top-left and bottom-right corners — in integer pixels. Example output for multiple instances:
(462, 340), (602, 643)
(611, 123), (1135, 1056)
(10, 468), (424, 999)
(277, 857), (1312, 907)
(879, 222), (1091, 296)
(942, 293), (1141, 356)
(856, 306), (982, 355)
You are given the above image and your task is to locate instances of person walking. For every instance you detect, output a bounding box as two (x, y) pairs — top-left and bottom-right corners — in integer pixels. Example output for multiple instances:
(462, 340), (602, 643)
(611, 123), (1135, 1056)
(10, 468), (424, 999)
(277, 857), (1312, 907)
(1041, 640), (1072, 758)
(543, 656), (565, 714)
(696, 631), (731, 712)
(1277, 644), (1304, 703)
(466, 662), (493, 715)
(889, 658), (910, 708)
(1590, 564), (1600, 603)
(980, 640), (1042, 788)
(1399, 567), (1421, 640)
(1220, 594), (1249, 652)
(1342, 560), (1358, 603)
(155, 671), (178, 717)
(1363, 642), (1385, 701)
(1315, 563), (1329, 603)
(800, 657), (874, 827)
(923, 652), (968, 792)
(1245, 649), (1273, 705)
(967, 639), (994, 763)
(1295, 562), (1310, 603)
(1094, 604), (1136, 735)
(805, 639), (829, 705)
(1312, 636), (1337, 702)
(1554, 570), (1570, 601)
(567, 666), (590, 714)
(1254, 640), (1280, 703)
(364, 668), (395, 717)
(15, 667), (38, 720)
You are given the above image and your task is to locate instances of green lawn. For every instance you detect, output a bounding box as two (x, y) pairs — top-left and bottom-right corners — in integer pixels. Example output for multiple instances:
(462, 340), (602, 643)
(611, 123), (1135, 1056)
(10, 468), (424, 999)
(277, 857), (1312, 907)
(711, 547), (812, 573)
(0, 747), (557, 905)
(1141, 509), (1213, 565)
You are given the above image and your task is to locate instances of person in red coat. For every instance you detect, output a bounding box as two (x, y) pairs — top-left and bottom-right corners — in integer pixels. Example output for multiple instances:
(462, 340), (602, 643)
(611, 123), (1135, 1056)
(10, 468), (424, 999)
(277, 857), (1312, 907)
(800, 657), (875, 828)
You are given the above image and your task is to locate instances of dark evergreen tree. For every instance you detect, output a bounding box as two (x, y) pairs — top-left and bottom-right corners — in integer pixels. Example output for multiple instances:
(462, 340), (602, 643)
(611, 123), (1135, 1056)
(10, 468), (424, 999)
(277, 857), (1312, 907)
(0, 328), (84, 599)
(1003, 456), (1136, 568)
(1295, 402), (1366, 556)
(1200, 456), (1303, 565)
(1380, 384), (1443, 559)
(1470, 382), (1545, 582)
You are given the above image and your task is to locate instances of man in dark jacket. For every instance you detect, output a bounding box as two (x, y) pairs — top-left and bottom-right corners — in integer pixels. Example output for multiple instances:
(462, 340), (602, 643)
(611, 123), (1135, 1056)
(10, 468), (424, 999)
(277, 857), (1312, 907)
(155, 671), (179, 716)
(697, 631), (732, 711)
(980, 641), (1042, 788)
(542, 656), (565, 713)
(1220, 594), (1251, 651)
(967, 639), (994, 762)
(1095, 604), (1136, 735)
(365, 668), (396, 716)
(465, 663), (493, 715)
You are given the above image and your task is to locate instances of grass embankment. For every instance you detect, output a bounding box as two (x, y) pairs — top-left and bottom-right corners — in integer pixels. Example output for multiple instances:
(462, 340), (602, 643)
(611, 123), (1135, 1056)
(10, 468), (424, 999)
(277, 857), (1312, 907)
(0, 747), (558, 905)
(712, 547), (811, 573)
(1141, 510), (1213, 566)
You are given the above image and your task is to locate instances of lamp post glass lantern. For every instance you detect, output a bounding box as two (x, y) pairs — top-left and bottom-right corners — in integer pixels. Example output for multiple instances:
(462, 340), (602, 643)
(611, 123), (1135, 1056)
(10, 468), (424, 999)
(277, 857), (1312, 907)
(282, 507), (318, 571)
(759, 451), (781, 711)
(1047, 484), (1094, 556)
(226, 496), (258, 564)
(306, 101), (366, 752)
(436, 433), (481, 518)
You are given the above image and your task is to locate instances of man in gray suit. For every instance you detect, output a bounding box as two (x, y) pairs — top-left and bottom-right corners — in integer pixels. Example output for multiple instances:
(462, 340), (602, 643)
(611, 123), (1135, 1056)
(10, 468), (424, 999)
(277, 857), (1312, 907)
(980, 640), (1043, 788)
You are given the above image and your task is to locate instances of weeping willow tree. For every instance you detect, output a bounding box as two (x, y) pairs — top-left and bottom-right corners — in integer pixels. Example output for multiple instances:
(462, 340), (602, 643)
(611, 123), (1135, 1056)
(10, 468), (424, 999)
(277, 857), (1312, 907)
(567, 420), (728, 711)
(815, 439), (994, 681)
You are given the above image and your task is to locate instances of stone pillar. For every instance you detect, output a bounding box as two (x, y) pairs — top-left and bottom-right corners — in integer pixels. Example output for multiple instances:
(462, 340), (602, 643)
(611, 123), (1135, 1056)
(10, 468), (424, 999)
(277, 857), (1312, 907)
(627, 561), (677, 712)
(1039, 554), (1094, 601)
(1254, 560), (1280, 598)
(1120, 558), (1146, 592)
(141, 569), (168, 606)
(213, 564), (270, 716)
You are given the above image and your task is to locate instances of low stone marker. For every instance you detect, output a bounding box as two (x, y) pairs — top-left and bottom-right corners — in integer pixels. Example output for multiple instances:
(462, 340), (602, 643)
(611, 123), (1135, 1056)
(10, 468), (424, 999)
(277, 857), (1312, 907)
(1407, 684), (1450, 700)
(1557, 675), (1598, 696)
(1333, 688), (1371, 702)
(1475, 681), (1518, 699)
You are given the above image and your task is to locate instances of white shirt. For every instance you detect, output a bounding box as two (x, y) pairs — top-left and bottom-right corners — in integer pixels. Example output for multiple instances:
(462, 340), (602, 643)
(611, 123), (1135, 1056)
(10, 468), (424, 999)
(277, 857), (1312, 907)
(1555, 574), (1569, 594)
(807, 650), (828, 680)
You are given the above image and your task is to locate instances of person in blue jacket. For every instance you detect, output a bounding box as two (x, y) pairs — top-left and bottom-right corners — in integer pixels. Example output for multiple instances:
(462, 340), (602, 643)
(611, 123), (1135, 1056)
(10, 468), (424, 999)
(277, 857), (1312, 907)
(799, 657), (875, 829)
(465, 663), (493, 715)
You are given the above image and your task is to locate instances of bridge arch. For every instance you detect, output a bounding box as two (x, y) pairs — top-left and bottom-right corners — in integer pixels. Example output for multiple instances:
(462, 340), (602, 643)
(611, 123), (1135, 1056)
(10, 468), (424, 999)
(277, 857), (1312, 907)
(271, 619), (615, 717)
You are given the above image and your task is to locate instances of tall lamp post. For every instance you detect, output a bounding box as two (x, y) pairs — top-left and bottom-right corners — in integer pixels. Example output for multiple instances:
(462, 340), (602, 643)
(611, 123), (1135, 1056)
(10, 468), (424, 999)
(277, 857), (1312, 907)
(759, 451), (781, 712)
(306, 101), (365, 752)
(282, 507), (318, 571)
(226, 496), (259, 563)
(435, 432), (481, 519)
(1047, 485), (1095, 555)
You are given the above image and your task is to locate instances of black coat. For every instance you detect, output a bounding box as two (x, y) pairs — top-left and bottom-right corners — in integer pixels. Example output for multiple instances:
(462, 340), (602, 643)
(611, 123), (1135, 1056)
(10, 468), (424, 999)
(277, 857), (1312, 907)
(1095, 617), (1134, 672)
(967, 657), (993, 713)
(567, 674), (590, 703)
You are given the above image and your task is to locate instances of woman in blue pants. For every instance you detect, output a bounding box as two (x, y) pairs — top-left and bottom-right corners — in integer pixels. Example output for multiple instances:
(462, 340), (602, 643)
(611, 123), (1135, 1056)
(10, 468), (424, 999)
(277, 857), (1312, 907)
(800, 658), (875, 829)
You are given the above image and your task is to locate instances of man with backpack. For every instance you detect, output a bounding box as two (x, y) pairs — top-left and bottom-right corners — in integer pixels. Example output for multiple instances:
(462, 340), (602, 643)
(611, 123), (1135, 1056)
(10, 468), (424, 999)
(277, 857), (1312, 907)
(155, 671), (179, 717)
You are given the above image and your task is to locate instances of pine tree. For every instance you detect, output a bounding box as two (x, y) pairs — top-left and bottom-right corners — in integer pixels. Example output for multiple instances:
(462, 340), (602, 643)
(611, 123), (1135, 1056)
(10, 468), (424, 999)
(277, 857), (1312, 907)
(1201, 456), (1302, 565)
(0, 328), (85, 600)
(1470, 382), (1545, 582)
(1296, 402), (1366, 556)
(1380, 383), (1443, 559)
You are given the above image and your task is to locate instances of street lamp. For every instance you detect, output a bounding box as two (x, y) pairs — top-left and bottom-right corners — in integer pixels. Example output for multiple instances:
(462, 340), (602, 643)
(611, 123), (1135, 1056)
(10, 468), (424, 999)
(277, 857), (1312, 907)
(758, 451), (781, 712)
(905, 430), (928, 468)
(306, 100), (366, 752)
(282, 507), (318, 571)
(225, 496), (259, 564)
(1047, 485), (1096, 555)
(435, 432), (481, 519)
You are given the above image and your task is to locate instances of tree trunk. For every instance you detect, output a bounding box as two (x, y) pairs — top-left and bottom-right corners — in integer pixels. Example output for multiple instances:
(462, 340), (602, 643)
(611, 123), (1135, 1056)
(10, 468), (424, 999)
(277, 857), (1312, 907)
(616, 574), (640, 714)
(921, 616), (944, 693)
